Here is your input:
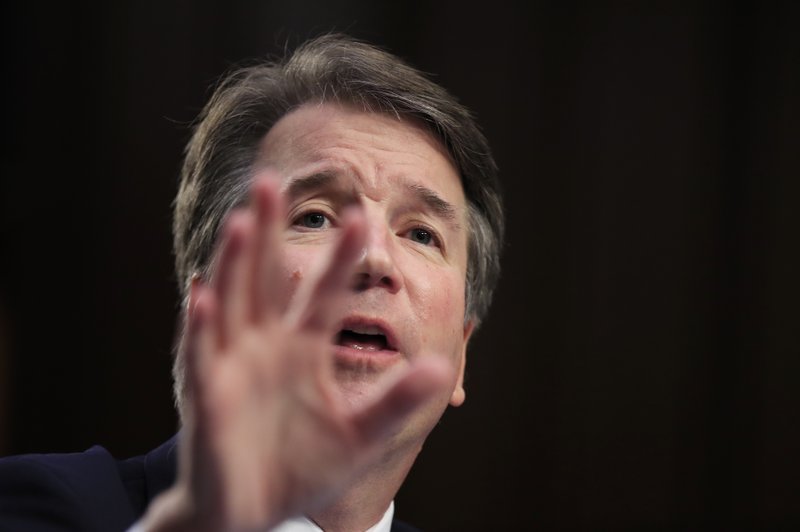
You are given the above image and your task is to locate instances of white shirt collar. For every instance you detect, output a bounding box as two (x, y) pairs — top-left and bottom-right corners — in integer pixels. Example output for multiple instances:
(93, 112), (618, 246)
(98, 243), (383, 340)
(270, 501), (395, 532)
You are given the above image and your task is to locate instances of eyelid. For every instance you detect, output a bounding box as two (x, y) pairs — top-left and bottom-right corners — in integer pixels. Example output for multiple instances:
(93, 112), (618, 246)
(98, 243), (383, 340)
(289, 201), (338, 228)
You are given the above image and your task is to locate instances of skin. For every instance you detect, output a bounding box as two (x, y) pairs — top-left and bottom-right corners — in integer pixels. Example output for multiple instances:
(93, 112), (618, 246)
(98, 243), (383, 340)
(141, 103), (473, 532)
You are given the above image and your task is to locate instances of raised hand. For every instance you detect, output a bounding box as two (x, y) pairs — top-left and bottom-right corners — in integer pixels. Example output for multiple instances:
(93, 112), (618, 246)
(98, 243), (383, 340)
(140, 174), (452, 532)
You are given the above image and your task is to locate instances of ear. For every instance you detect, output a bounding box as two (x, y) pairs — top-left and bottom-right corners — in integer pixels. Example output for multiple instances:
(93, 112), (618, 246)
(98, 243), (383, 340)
(449, 319), (475, 407)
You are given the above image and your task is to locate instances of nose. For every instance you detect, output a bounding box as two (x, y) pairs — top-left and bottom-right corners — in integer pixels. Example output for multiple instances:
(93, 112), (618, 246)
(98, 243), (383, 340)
(353, 221), (403, 293)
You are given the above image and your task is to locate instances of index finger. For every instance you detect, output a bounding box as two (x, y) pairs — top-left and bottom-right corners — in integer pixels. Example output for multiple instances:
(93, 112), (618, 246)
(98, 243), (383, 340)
(248, 173), (287, 321)
(286, 207), (367, 335)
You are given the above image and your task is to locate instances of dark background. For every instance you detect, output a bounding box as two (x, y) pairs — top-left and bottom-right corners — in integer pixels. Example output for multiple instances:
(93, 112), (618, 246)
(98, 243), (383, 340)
(1, 2), (798, 530)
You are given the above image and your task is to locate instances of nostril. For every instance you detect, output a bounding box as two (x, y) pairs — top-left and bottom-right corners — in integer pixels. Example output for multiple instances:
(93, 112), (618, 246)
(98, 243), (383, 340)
(353, 272), (371, 291)
(351, 272), (395, 291)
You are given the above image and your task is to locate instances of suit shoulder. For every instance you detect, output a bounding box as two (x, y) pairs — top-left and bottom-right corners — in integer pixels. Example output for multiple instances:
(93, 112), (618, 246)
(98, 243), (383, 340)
(0, 448), (137, 532)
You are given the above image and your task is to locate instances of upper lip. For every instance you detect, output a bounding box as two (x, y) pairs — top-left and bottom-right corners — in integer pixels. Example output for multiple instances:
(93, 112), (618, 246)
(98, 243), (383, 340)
(337, 316), (399, 352)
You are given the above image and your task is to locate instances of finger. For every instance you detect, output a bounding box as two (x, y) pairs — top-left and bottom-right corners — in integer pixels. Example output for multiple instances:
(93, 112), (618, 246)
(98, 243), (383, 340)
(183, 282), (218, 434)
(213, 210), (253, 348)
(349, 357), (453, 445)
(180, 287), (229, 523)
(249, 175), (285, 321)
(289, 207), (367, 334)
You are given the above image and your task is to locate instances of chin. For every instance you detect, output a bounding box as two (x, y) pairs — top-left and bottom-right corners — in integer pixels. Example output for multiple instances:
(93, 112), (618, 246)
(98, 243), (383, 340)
(332, 362), (395, 409)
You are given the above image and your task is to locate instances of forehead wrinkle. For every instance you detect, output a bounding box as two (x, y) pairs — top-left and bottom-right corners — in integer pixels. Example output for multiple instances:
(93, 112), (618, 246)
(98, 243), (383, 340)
(282, 170), (463, 231)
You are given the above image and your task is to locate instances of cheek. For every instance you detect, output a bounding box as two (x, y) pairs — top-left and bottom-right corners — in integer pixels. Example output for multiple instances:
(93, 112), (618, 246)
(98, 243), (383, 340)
(411, 266), (465, 349)
(281, 248), (314, 297)
(419, 264), (464, 318)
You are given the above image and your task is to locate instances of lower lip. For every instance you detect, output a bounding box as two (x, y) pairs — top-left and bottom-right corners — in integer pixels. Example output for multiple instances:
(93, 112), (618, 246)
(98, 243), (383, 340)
(333, 344), (402, 370)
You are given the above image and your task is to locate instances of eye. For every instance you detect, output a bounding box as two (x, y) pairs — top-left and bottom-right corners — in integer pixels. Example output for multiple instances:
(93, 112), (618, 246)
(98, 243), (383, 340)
(408, 227), (435, 246)
(296, 211), (329, 229)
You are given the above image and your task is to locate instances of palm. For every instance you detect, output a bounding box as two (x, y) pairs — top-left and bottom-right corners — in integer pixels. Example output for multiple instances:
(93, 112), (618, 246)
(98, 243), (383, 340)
(175, 175), (449, 531)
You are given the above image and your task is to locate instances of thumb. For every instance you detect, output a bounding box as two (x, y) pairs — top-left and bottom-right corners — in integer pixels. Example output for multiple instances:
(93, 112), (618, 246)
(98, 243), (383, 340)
(348, 357), (454, 445)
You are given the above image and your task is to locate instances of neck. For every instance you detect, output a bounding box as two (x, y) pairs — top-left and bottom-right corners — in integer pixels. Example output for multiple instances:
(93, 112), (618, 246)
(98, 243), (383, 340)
(309, 443), (420, 532)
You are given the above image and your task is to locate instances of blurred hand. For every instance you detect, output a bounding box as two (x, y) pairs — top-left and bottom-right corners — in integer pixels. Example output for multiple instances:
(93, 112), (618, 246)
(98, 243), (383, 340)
(139, 174), (451, 532)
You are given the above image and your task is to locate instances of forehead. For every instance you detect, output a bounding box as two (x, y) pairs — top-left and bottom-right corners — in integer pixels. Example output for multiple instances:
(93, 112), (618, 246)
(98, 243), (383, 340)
(256, 103), (466, 208)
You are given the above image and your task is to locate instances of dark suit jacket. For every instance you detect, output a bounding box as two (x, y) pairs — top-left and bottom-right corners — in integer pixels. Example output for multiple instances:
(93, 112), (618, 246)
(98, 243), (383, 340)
(0, 437), (419, 532)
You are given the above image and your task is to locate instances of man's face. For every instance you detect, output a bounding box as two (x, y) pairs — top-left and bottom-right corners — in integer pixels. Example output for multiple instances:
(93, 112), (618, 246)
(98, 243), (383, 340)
(256, 102), (473, 449)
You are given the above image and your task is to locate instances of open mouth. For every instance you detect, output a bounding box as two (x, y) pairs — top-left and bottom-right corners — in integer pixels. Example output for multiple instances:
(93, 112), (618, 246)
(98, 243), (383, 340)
(335, 323), (396, 353)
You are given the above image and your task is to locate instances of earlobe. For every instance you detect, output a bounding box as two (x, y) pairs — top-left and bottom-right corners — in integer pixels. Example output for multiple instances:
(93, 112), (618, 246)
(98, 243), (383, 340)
(449, 320), (475, 407)
(450, 382), (465, 407)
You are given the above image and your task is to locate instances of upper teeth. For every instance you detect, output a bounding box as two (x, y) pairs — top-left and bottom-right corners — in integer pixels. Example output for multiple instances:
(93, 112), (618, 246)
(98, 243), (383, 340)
(348, 325), (384, 335)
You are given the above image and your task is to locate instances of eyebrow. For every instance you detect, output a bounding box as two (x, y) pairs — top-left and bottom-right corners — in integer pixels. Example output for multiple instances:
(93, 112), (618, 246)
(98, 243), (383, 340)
(401, 180), (459, 227)
(282, 171), (461, 228)
(283, 171), (342, 202)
